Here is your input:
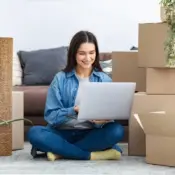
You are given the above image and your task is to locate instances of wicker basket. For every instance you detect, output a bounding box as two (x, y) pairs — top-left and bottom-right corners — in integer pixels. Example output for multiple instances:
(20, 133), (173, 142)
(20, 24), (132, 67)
(0, 37), (13, 156)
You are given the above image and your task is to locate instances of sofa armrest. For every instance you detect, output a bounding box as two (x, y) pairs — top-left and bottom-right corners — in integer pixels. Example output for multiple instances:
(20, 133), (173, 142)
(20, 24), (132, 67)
(13, 85), (49, 116)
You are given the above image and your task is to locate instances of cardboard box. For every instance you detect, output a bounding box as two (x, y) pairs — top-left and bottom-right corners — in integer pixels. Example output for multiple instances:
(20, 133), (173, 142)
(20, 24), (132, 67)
(129, 93), (175, 156)
(112, 51), (146, 92)
(12, 91), (24, 150)
(146, 68), (175, 95)
(135, 112), (175, 167)
(138, 23), (168, 68)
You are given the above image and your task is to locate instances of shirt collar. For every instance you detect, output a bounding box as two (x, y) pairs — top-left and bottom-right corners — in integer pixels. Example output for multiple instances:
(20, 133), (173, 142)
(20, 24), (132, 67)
(66, 68), (101, 78)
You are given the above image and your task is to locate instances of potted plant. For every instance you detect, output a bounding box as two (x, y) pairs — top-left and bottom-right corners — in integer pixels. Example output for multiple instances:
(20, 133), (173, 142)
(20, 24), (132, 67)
(160, 0), (175, 67)
(0, 118), (33, 126)
(0, 118), (33, 156)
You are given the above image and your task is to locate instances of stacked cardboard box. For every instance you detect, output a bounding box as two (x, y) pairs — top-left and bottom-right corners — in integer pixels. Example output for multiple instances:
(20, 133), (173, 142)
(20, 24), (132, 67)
(112, 51), (146, 143)
(129, 21), (175, 167)
(112, 51), (146, 92)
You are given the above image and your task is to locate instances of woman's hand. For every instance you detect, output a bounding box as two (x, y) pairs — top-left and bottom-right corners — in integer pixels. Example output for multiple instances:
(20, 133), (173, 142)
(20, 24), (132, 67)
(90, 120), (111, 124)
(74, 106), (79, 113)
(73, 106), (110, 124)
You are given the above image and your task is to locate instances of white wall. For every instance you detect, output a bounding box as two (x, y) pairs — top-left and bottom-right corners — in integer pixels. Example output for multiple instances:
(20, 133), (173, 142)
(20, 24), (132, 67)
(0, 0), (161, 53)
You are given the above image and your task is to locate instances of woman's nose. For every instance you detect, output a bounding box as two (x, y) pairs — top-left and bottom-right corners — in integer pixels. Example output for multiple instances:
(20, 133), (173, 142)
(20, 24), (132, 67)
(85, 54), (91, 61)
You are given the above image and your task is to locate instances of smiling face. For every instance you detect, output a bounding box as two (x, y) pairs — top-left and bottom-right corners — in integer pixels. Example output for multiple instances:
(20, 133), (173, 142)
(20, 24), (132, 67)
(64, 31), (103, 73)
(76, 42), (96, 70)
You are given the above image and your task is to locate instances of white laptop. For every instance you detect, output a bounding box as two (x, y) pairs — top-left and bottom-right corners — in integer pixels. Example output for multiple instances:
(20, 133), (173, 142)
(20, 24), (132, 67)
(77, 82), (136, 120)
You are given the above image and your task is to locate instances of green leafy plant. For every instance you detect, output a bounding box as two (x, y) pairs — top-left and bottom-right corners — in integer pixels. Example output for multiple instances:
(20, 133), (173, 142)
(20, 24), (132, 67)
(160, 0), (175, 67)
(0, 118), (33, 126)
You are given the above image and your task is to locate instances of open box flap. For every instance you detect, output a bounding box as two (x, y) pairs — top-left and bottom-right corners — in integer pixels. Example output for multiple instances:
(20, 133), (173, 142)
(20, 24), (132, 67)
(134, 111), (175, 137)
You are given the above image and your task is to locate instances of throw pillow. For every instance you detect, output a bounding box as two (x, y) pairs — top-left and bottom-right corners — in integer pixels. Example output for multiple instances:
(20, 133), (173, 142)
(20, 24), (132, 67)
(13, 54), (22, 86)
(17, 46), (68, 85)
(100, 59), (112, 78)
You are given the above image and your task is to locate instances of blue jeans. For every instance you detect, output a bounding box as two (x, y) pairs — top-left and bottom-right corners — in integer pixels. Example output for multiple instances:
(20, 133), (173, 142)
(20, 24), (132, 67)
(27, 122), (124, 160)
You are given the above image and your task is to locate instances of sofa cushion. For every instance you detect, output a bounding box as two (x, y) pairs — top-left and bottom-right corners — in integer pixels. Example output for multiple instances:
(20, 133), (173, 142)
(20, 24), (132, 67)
(17, 46), (68, 85)
(13, 86), (49, 116)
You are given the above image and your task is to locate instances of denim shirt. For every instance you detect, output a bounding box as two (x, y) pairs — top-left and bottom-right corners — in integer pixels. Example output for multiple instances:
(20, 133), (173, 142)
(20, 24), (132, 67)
(44, 69), (112, 128)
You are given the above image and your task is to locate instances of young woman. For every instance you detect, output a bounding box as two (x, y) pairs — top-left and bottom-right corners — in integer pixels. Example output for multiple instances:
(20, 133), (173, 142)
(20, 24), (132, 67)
(28, 31), (124, 161)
